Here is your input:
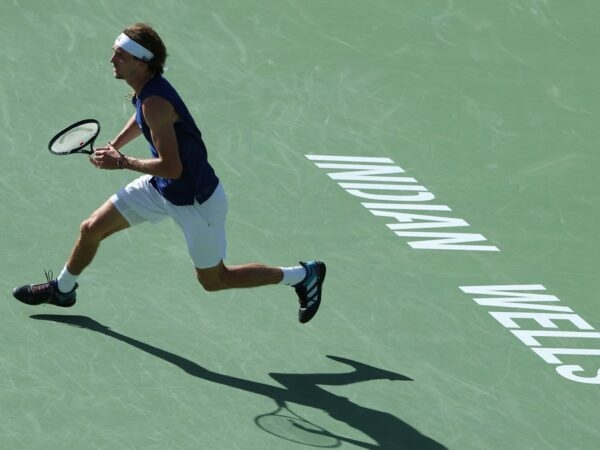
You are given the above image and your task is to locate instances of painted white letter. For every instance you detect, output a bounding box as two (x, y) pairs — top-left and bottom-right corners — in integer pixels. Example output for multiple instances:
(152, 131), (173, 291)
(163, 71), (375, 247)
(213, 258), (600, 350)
(459, 285), (571, 312)
(399, 232), (499, 252)
(511, 330), (600, 347)
(531, 347), (600, 364)
(489, 312), (593, 330)
(556, 365), (600, 384)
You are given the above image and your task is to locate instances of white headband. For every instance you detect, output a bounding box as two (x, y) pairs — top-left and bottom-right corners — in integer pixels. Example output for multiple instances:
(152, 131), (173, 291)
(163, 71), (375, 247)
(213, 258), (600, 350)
(114, 33), (154, 61)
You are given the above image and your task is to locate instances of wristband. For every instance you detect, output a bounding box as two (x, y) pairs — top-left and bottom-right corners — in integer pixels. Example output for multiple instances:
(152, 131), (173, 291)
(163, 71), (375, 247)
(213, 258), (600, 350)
(116, 152), (126, 169)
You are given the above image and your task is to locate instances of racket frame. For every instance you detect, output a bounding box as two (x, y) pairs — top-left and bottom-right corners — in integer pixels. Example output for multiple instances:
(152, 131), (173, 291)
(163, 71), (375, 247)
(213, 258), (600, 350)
(48, 118), (100, 155)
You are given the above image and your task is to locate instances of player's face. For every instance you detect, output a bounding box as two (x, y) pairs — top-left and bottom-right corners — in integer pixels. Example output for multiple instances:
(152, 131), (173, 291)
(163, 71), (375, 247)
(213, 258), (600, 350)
(110, 46), (144, 79)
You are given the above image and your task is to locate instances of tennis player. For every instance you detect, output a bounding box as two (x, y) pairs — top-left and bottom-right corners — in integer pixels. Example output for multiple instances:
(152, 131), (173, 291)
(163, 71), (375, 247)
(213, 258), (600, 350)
(13, 23), (325, 323)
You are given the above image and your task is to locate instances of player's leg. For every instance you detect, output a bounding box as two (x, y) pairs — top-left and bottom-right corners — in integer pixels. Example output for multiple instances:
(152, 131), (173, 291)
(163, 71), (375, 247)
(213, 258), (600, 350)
(195, 260), (326, 323)
(174, 183), (327, 323)
(174, 185), (289, 290)
(66, 199), (130, 276)
(195, 261), (283, 291)
(12, 176), (160, 307)
(11, 199), (130, 307)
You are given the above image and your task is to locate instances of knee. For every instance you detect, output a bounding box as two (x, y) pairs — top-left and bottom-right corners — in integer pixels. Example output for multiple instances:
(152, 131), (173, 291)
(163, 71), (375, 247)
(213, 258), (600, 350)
(79, 215), (108, 242)
(197, 274), (227, 292)
(196, 265), (232, 292)
(79, 217), (99, 239)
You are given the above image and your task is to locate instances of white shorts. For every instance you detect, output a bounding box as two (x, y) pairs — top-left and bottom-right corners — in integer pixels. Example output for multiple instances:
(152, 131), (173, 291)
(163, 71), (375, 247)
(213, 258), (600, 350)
(110, 175), (228, 269)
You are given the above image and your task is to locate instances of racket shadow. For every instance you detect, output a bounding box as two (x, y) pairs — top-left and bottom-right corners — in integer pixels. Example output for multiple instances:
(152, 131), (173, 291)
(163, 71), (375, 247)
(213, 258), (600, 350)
(29, 314), (446, 450)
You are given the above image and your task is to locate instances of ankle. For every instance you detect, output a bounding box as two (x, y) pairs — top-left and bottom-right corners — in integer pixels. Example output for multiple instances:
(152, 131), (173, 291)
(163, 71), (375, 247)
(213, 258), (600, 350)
(280, 266), (307, 286)
(57, 266), (79, 293)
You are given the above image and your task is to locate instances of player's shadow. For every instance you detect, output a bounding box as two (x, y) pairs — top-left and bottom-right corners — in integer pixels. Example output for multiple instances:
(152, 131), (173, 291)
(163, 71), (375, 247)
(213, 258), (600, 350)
(30, 314), (446, 450)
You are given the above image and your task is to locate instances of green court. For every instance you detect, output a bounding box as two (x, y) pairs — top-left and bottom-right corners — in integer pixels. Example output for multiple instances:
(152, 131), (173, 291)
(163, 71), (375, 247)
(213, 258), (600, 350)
(2, 1), (599, 449)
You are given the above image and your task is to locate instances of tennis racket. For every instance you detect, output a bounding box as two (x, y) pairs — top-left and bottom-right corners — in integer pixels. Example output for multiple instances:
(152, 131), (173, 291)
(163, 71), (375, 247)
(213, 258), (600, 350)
(48, 119), (100, 155)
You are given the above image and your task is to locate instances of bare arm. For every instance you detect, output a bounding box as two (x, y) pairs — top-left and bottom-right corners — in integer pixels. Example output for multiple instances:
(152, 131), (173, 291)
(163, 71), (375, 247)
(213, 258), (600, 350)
(109, 114), (142, 150)
(91, 97), (183, 179)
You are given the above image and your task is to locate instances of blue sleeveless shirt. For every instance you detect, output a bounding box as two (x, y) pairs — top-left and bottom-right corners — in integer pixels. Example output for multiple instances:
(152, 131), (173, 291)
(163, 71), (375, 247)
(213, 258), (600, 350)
(132, 75), (219, 206)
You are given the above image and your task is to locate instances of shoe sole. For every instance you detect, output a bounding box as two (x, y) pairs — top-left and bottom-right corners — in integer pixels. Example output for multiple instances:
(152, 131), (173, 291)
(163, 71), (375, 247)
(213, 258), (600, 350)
(12, 286), (77, 308)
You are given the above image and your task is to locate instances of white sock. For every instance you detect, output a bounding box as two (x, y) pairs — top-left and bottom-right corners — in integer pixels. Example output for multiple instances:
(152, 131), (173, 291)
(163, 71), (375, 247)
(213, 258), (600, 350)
(280, 266), (307, 286)
(57, 266), (78, 293)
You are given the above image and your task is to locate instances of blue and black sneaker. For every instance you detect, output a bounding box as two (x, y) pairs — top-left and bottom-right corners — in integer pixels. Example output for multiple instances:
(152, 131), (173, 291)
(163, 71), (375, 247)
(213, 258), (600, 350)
(12, 271), (77, 308)
(294, 261), (326, 323)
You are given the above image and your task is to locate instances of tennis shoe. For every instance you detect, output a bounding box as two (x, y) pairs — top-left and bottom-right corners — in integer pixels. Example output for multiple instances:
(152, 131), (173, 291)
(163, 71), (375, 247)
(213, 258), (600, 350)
(12, 271), (77, 308)
(295, 261), (326, 323)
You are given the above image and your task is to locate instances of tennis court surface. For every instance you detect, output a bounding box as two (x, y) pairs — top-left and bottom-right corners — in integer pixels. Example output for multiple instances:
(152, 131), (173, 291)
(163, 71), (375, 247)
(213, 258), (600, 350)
(1, 1), (599, 449)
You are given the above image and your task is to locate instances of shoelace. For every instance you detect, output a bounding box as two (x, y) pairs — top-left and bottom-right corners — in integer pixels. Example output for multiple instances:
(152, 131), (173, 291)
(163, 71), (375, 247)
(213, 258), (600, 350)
(44, 269), (53, 283)
(31, 269), (55, 295)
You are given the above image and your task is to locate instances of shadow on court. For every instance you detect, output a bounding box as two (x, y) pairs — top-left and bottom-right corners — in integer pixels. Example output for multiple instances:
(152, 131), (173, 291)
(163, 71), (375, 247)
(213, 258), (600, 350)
(30, 314), (446, 450)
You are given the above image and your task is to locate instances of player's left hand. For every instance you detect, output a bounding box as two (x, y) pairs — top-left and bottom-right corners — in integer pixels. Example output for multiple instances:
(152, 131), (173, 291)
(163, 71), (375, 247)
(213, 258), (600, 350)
(90, 143), (122, 170)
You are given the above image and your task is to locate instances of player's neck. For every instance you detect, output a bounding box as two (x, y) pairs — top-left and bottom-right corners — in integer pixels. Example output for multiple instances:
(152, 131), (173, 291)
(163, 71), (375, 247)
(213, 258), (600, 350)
(127, 72), (155, 96)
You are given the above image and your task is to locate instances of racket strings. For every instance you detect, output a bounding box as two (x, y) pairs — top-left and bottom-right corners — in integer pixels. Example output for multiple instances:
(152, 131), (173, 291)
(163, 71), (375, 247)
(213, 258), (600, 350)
(50, 123), (99, 154)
